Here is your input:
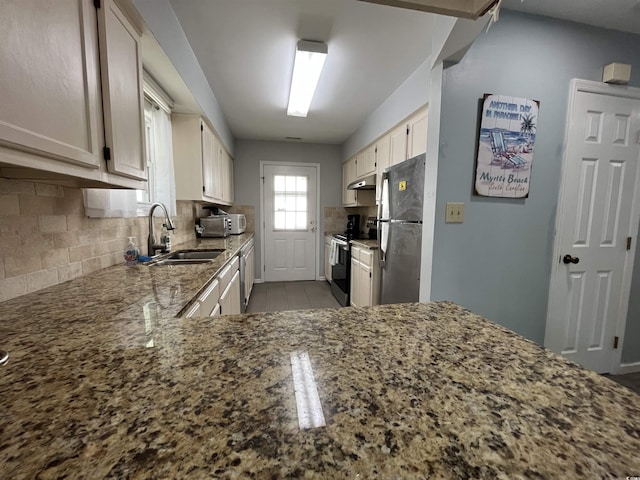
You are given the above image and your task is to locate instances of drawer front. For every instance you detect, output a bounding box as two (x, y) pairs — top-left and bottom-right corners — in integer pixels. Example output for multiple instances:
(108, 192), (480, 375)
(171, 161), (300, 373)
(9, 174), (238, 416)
(230, 255), (239, 272)
(185, 301), (202, 318)
(217, 264), (232, 293)
(360, 249), (374, 267)
(198, 279), (220, 316)
(351, 245), (361, 262)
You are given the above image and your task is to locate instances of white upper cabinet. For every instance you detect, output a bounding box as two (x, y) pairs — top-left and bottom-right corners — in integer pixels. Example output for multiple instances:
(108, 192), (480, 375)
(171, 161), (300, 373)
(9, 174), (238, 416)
(356, 144), (376, 179)
(97, 0), (146, 180)
(342, 157), (357, 206)
(172, 114), (233, 205)
(389, 122), (408, 167)
(375, 134), (391, 203)
(0, 0), (102, 168)
(202, 120), (218, 199)
(0, 0), (146, 188)
(408, 108), (428, 159)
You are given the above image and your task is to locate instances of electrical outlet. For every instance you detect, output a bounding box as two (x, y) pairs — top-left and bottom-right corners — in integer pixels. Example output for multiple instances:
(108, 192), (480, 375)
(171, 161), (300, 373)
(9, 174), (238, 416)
(445, 202), (464, 223)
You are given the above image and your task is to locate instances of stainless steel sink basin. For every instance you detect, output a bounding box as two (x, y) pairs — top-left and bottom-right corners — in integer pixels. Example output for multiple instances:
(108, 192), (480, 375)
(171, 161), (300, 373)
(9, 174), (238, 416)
(150, 249), (225, 266)
(167, 250), (225, 260)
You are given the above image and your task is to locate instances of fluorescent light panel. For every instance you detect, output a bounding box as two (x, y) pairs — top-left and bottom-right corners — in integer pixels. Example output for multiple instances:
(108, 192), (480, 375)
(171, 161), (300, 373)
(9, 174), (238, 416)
(287, 40), (328, 117)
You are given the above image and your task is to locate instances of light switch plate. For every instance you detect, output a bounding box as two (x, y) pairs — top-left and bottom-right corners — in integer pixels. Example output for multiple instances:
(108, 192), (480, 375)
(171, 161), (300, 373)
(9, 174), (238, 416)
(445, 202), (464, 223)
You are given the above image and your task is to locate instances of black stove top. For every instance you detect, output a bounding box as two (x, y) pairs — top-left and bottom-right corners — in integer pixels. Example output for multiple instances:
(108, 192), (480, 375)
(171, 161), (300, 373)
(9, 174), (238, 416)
(333, 232), (359, 242)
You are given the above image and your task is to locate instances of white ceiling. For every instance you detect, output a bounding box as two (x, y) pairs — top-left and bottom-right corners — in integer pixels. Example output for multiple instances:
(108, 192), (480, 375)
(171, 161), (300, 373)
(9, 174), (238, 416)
(164, 0), (640, 145)
(168, 0), (435, 144)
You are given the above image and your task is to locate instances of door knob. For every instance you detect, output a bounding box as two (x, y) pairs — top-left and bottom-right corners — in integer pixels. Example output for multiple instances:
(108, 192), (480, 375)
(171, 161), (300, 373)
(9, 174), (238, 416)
(562, 254), (580, 264)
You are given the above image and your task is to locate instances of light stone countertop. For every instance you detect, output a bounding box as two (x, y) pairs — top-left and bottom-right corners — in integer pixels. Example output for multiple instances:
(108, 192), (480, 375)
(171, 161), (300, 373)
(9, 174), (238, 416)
(0, 239), (639, 478)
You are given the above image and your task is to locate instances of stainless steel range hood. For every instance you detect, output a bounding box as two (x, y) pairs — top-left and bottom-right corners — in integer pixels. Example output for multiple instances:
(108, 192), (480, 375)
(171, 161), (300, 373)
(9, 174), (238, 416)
(347, 174), (376, 190)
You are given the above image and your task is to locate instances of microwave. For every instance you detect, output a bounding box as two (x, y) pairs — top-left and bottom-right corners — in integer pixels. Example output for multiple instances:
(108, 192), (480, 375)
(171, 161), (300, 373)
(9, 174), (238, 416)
(197, 215), (230, 237)
(228, 214), (246, 235)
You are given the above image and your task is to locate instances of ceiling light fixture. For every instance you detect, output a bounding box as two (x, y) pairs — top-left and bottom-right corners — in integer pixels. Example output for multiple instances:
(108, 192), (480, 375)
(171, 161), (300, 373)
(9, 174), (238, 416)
(287, 40), (328, 118)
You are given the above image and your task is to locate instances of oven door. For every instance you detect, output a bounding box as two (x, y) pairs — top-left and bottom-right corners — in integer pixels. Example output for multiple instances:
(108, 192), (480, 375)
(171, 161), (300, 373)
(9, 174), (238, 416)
(330, 239), (350, 307)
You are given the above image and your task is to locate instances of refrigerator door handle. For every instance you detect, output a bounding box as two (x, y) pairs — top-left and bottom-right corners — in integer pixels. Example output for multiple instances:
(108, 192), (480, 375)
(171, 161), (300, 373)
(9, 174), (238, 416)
(378, 172), (389, 268)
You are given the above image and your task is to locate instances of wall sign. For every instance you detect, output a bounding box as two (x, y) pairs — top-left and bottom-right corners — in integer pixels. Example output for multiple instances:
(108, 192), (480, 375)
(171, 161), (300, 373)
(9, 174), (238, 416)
(474, 94), (539, 198)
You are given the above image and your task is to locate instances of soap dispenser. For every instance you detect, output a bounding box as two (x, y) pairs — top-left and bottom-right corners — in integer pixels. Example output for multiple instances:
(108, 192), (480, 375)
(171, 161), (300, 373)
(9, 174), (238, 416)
(124, 237), (139, 266)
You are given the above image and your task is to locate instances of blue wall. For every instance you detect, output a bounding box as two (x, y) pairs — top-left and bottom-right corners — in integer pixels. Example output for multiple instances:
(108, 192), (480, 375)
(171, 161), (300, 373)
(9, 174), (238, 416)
(431, 10), (640, 361)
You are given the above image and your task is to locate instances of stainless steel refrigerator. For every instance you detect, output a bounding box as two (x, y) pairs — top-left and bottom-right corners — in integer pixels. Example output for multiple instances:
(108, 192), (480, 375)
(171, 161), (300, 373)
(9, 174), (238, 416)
(377, 153), (425, 304)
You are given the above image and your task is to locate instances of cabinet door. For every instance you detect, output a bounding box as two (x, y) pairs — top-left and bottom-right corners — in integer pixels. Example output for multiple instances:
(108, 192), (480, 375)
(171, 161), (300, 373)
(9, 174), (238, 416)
(350, 257), (359, 307)
(227, 152), (234, 204)
(324, 242), (332, 283)
(408, 109), (428, 158)
(375, 135), (391, 203)
(0, 0), (101, 168)
(361, 263), (373, 307)
(222, 149), (233, 204)
(244, 246), (255, 302)
(229, 270), (241, 315)
(342, 158), (356, 206)
(97, 0), (146, 180)
(185, 301), (202, 318)
(389, 122), (408, 167)
(219, 281), (232, 316)
(356, 145), (376, 179)
(201, 122), (217, 199)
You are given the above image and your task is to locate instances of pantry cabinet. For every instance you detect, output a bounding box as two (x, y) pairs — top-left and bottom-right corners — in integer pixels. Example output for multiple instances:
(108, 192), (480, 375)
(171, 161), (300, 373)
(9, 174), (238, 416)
(349, 244), (380, 308)
(172, 114), (234, 205)
(0, 0), (146, 189)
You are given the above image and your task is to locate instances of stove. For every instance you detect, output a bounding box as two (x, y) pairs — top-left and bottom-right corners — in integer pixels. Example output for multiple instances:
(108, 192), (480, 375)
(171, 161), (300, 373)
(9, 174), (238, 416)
(330, 234), (351, 306)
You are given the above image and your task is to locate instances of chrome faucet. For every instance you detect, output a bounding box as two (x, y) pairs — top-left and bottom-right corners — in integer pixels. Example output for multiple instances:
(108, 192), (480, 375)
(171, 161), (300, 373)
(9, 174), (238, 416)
(148, 202), (176, 256)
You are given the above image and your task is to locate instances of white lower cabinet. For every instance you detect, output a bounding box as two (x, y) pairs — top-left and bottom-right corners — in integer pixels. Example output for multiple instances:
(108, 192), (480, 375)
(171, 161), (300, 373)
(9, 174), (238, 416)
(324, 235), (332, 283)
(220, 270), (241, 316)
(349, 245), (380, 307)
(244, 242), (255, 304)
(181, 241), (254, 318)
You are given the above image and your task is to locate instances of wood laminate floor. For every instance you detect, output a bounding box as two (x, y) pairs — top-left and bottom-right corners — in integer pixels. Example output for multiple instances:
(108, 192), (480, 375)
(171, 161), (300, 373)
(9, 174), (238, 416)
(246, 280), (341, 313)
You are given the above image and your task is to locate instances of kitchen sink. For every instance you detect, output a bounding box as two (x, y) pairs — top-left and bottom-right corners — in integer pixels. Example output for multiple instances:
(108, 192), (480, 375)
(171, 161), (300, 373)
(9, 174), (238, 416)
(166, 250), (225, 260)
(149, 249), (225, 266)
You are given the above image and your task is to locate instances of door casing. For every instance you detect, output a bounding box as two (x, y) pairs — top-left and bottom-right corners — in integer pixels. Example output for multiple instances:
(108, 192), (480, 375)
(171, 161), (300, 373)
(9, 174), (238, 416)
(546, 78), (640, 374)
(259, 161), (321, 282)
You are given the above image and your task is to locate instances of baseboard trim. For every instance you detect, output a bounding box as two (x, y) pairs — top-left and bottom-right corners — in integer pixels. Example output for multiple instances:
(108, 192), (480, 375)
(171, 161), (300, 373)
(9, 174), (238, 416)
(254, 279), (264, 284)
(616, 361), (640, 375)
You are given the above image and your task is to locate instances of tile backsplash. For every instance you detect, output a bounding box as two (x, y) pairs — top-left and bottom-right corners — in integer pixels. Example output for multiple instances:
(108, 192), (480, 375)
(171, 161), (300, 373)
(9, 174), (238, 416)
(0, 178), (197, 302)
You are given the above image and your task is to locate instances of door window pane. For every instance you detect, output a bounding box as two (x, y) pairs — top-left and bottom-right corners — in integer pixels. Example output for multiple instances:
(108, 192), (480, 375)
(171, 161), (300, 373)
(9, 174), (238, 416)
(273, 175), (308, 231)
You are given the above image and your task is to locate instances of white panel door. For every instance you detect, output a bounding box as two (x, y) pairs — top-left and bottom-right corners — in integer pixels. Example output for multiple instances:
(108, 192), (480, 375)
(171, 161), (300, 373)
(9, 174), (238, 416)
(546, 82), (640, 373)
(264, 164), (318, 282)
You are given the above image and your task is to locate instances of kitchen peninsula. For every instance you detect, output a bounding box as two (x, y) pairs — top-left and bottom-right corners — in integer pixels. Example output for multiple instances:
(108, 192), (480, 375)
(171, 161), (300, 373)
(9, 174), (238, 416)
(0, 248), (639, 477)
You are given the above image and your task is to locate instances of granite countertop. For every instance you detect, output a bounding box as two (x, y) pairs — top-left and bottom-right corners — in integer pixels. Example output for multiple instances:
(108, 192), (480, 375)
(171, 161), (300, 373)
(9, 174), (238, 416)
(350, 238), (378, 249)
(0, 232), (253, 324)
(1, 292), (639, 477)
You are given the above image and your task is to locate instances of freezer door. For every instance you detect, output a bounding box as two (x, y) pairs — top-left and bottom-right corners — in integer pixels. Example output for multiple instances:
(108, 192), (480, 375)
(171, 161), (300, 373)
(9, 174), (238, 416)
(381, 222), (422, 304)
(387, 153), (425, 222)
